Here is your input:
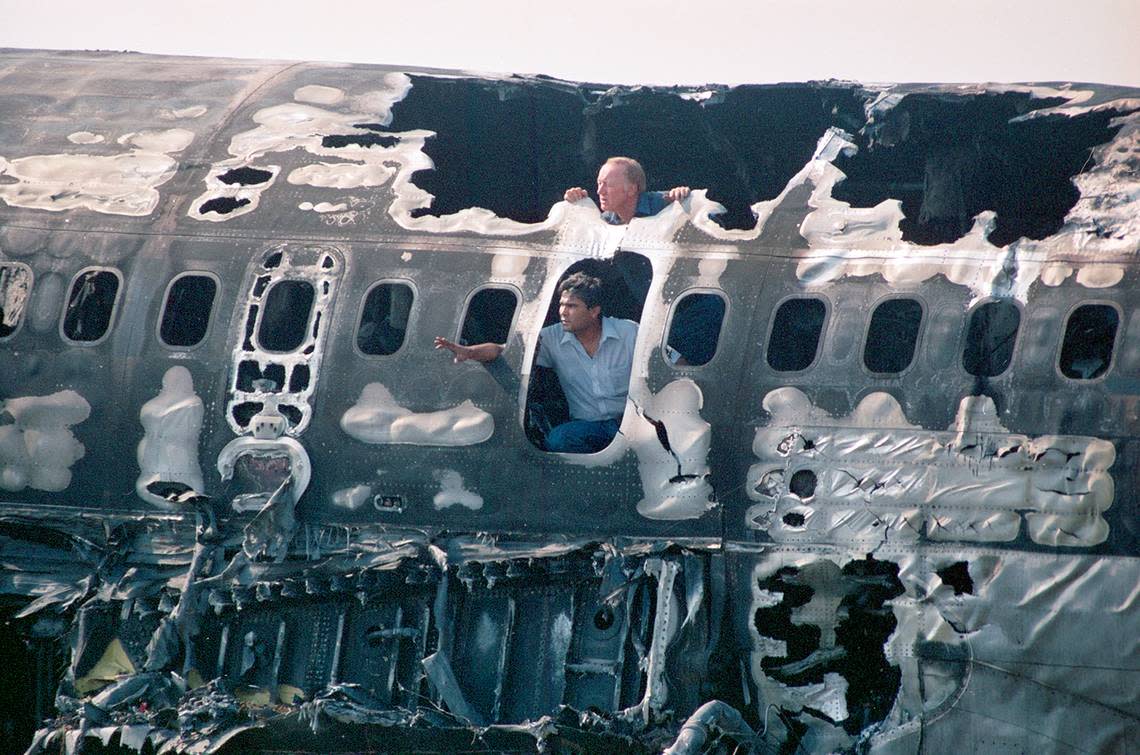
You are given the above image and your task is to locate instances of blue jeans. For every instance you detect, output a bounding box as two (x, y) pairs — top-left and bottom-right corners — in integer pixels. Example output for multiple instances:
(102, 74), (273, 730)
(544, 418), (621, 453)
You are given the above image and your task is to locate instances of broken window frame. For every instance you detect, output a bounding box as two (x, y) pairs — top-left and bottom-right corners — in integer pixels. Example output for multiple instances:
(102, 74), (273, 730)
(861, 295), (926, 376)
(0, 261), (33, 342)
(961, 298), (1022, 378)
(256, 278), (318, 354)
(661, 288), (729, 368)
(59, 266), (123, 346)
(765, 295), (829, 373)
(1057, 300), (1121, 382)
(353, 278), (418, 358)
(456, 284), (521, 348)
(156, 271), (220, 351)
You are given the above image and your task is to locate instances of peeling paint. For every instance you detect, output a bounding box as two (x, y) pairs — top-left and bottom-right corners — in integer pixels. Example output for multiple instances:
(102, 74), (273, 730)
(627, 380), (715, 521)
(136, 366), (205, 509)
(747, 388), (1115, 546)
(341, 383), (494, 446)
(432, 469), (483, 510)
(66, 131), (104, 145)
(0, 390), (89, 492)
(331, 484), (372, 510)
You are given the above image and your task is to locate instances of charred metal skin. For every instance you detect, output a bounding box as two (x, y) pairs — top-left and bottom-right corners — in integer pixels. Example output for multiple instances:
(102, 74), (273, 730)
(1, 48), (1139, 753)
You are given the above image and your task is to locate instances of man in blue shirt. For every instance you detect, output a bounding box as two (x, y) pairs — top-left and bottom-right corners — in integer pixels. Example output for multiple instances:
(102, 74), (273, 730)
(434, 273), (636, 453)
(564, 157), (690, 224)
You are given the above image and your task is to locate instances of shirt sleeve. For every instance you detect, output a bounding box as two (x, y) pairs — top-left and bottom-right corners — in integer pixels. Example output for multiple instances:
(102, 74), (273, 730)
(536, 325), (553, 368)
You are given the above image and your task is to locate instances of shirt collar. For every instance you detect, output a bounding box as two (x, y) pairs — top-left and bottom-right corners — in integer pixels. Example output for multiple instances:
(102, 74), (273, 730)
(558, 316), (616, 345)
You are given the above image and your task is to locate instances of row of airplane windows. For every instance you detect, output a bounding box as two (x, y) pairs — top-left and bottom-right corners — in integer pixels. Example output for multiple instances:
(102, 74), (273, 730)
(0, 263), (1122, 382)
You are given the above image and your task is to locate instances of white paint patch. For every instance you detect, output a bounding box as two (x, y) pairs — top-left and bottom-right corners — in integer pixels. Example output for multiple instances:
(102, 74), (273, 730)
(118, 129), (195, 153)
(400, 252), (412, 261)
(192, 74), (412, 223)
(331, 484), (371, 510)
(789, 106), (1140, 303)
(696, 256), (728, 287)
(67, 131), (104, 145)
(0, 150), (179, 216)
(136, 367), (205, 509)
(158, 105), (208, 120)
(341, 383), (494, 446)
(490, 253), (530, 279)
(431, 469), (483, 510)
(288, 162), (394, 189)
(747, 387), (1115, 547)
(0, 390), (89, 492)
(626, 380), (716, 521)
(299, 201), (348, 213)
(293, 85), (345, 105)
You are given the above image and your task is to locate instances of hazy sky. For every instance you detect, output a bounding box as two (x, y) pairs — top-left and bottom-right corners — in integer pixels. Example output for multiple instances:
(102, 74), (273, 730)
(2, 0), (1137, 87)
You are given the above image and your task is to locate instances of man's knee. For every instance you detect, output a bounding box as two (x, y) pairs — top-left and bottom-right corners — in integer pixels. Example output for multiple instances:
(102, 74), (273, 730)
(544, 419), (618, 454)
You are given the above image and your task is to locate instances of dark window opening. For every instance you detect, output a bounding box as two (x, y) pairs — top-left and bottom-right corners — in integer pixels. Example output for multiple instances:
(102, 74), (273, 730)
(288, 365), (311, 392)
(257, 280), (314, 352)
(217, 167), (272, 186)
(252, 275), (271, 298)
(1059, 304), (1118, 380)
(243, 305), (258, 350)
(236, 361), (286, 393)
(963, 300), (1020, 377)
(159, 274), (217, 348)
(767, 298), (826, 372)
(62, 269), (120, 343)
(524, 253), (652, 452)
(199, 197), (251, 215)
(357, 282), (414, 356)
(279, 404), (303, 427)
(459, 288), (517, 346)
(864, 298), (922, 374)
(666, 292), (726, 367)
(936, 562), (973, 595)
(232, 401), (263, 427)
(0, 264), (32, 339)
(322, 133), (399, 149)
(263, 251), (283, 270)
(789, 469), (816, 499)
(831, 93), (1124, 246)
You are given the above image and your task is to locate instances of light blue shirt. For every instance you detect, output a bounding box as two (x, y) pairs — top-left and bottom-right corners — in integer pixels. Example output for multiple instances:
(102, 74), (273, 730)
(536, 316), (638, 422)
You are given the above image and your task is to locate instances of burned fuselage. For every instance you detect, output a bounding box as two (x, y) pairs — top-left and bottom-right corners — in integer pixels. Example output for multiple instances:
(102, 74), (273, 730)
(0, 49), (1138, 753)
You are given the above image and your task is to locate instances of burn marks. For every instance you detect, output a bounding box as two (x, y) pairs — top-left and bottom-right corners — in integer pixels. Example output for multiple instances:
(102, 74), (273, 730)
(380, 76), (865, 229)
(753, 557), (904, 736)
(322, 133), (399, 149)
(217, 166), (273, 186)
(832, 92), (1128, 246)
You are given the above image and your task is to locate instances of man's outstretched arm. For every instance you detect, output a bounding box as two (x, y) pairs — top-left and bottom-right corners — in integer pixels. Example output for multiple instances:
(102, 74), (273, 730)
(433, 336), (504, 363)
(563, 186), (691, 203)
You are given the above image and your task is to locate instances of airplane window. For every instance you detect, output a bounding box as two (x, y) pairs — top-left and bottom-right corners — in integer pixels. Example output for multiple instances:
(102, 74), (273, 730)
(257, 280), (315, 352)
(767, 298), (825, 372)
(159, 273), (217, 348)
(666, 292), (726, 366)
(460, 287), (517, 346)
(357, 282), (414, 356)
(0, 263), (32, 340)
(962, 300), (1020, 377)
(864, 298), (923, 373)
(62, 268), (121, 343)
(1059, 304), (1118, 380)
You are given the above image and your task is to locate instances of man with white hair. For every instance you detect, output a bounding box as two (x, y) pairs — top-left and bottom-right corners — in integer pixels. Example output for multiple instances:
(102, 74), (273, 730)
(564, 156), (689, 224)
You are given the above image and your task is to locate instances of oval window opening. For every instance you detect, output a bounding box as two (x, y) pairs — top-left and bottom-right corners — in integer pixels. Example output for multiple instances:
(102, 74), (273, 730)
(1060, 304), (1118, 380)
(357, 282), (414, 356)
(63, 269), (121, 343)
(666, 292), (726, 367)
(258, 280), (314, 352)
(963, 300), (1020, 377)
(767, 298), (825, 372)
(460, 288), (517, 346)
(160, 274), (217, 348)
(0, 264), (32, 340)
(864, 298), (922, 374)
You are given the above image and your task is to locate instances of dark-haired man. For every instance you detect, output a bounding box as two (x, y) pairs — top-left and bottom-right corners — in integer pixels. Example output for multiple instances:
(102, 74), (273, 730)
(434, 272), (636, 453)
(564, 156), (690, 225)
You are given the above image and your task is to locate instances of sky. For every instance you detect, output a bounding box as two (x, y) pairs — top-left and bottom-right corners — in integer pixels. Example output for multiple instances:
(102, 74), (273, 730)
(1, 0), (1137, 87)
